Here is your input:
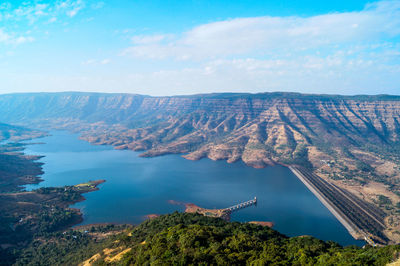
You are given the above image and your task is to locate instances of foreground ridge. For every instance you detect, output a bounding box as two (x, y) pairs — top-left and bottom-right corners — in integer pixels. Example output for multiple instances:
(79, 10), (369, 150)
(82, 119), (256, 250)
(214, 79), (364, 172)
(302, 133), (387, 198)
(15, 213), (400, 265)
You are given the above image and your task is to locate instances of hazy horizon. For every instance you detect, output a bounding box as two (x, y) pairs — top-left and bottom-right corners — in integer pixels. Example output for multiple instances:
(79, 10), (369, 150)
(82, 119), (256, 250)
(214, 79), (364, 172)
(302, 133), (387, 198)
(1, 0), (400, 96)
(0, 90), (400, 98)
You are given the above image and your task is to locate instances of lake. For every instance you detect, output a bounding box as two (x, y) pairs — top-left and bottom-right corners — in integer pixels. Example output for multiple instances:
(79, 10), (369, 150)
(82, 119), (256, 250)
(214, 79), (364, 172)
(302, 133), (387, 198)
(24, 131), (364, 246)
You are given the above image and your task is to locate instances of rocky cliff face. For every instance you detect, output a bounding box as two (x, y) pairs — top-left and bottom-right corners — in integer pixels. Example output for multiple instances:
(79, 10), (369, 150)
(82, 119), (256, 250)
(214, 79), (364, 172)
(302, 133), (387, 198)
(1, 92), (399, 181)
(0, 93), (399, 168)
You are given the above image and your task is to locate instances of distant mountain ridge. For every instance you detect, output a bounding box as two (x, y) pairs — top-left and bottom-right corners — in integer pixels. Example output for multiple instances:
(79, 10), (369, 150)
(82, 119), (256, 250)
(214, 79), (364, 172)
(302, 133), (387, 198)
(0, 91), (399, 166)
(0, 92), (399, 125)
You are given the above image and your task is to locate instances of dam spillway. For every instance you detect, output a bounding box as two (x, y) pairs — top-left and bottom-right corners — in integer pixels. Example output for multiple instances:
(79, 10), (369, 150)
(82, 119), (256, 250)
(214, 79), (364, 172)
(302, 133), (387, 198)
(289, 166), (387, 246)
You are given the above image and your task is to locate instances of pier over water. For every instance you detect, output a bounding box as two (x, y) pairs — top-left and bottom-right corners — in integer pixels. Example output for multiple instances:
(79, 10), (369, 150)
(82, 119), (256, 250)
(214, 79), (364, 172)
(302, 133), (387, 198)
(225, 197), (257, 212)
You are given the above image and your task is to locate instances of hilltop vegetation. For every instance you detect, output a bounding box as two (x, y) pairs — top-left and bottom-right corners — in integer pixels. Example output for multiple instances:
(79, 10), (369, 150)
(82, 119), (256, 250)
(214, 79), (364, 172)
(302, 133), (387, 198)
(14, 213), (400, 265)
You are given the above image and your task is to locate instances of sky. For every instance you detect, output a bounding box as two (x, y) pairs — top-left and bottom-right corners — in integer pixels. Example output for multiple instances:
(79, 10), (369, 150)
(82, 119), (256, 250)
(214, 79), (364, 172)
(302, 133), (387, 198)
(0, 0), (400, 96)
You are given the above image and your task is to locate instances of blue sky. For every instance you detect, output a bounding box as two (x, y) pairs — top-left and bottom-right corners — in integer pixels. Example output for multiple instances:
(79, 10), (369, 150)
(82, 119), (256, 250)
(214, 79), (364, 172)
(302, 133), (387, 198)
(0, 0), (399, 96)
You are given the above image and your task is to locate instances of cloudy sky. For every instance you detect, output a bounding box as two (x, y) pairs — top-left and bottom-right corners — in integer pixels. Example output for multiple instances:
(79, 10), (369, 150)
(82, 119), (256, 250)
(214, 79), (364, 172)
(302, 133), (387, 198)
(0, 0), (399, 96)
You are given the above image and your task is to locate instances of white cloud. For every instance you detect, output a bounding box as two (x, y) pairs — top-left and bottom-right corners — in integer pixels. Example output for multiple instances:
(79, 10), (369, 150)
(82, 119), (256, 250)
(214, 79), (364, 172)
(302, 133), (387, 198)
(1, 0), (399, 96)
(120, 53), (399, 95)
(81, 59), (96, 65)
(0, 0), (86, 24)
(123, 1), (400, 60)
(67, 9), (77, 17)
(5, 53), (399, 96)
(111, 1), (400, 95)
(0, 29), (34, 45)
(91, 2), (104, 9)
(131, 34), (170, 45)
(0, 3), (11, 10)
(57, 0), (85, 17)
(81, 58), (111, 65)
(0, 1), (87, 46)
(14, 36), (35, 44)
(0, 29), (10, 43)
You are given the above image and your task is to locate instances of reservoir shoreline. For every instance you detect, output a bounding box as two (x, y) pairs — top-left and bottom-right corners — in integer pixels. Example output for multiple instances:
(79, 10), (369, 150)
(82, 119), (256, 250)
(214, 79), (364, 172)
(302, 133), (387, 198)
(22, 130), (364, 246)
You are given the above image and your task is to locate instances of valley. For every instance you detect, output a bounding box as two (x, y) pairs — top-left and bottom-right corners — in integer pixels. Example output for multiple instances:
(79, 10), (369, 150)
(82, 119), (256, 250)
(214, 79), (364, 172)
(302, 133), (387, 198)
(4, 0), (400, 263)
(0, 129), (368, 265)
(0, 92), (400, 244)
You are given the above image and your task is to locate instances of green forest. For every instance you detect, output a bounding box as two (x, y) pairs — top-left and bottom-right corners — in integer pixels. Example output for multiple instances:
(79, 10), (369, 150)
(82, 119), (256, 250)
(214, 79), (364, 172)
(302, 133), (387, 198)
(13, 213), (400, 265)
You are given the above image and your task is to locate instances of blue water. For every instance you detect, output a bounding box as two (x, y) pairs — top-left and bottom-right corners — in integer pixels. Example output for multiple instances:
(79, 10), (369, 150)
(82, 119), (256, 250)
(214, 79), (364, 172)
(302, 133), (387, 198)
(24, 131), (364, 246)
